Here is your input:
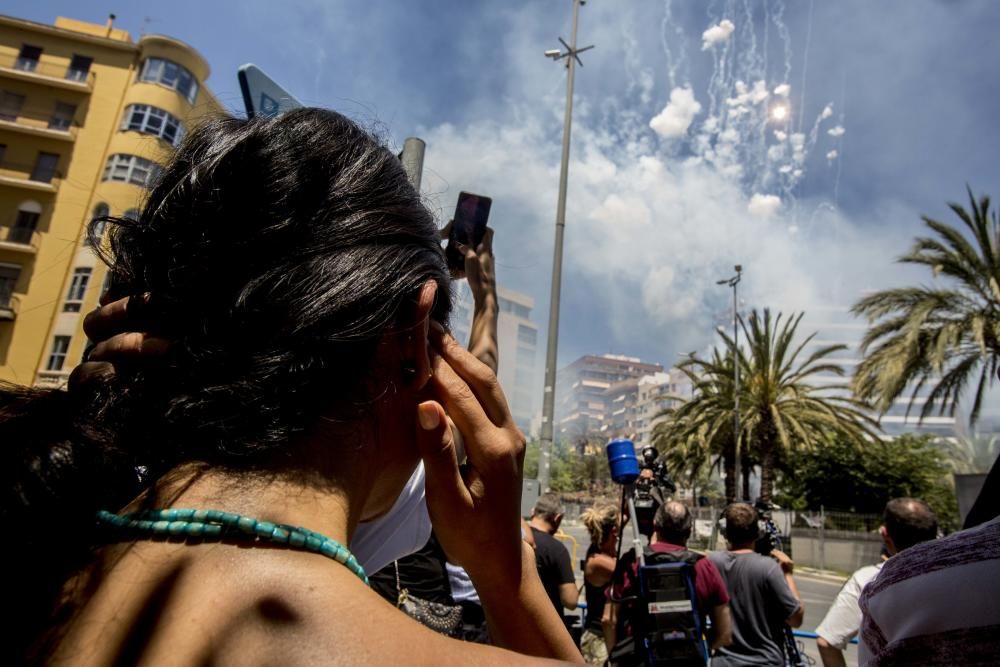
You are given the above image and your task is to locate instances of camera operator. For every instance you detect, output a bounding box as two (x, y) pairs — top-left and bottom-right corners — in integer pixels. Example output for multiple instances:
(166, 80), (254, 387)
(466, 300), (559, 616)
(709, 503), (803, 667)
(606, 500), (732, 664)
(632, 446), (677, 539)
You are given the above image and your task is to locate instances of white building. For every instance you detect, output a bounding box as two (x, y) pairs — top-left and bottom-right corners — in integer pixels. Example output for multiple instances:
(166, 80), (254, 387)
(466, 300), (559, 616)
(634, 371), (694, 448)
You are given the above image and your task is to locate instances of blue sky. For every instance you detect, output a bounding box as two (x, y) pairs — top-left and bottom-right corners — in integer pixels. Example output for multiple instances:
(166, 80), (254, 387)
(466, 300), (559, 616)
(13, 1), (1000, 370)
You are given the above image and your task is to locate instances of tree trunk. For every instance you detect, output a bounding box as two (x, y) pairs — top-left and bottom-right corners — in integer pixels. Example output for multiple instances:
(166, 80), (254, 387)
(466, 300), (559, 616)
(759, 445), (775, 503)
(723, 440), (737, 504)
(741, 456), (752, 502)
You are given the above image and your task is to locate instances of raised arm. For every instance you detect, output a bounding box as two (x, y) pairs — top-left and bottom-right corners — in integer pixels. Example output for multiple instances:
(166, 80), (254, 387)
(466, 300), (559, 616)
(416, 326), (582, 662)
(462, 227), (498, 372)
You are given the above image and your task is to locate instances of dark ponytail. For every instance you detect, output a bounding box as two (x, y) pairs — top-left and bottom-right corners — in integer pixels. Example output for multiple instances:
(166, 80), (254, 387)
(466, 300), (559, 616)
(1, 382), (143, 660)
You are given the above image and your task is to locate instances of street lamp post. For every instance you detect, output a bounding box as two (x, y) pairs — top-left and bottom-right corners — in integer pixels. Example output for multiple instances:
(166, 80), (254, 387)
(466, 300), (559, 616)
(537, 0), (594, 492)
(717, 264), (743, 500)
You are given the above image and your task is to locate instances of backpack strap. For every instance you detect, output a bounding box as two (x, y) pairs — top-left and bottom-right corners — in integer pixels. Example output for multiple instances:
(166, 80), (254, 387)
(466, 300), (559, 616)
(644, 547), (703, 567)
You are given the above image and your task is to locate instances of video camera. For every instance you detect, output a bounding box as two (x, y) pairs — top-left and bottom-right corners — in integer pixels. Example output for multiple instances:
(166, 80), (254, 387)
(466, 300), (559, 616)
(753, 499), (782, 557)
(632, 445), (677, 539)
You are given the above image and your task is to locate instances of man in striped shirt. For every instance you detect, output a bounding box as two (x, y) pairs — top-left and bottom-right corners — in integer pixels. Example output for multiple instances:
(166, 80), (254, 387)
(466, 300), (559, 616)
(858, 514), (1000, 665)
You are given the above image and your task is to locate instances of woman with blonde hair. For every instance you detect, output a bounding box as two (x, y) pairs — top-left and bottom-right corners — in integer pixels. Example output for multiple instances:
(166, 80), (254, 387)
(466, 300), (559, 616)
(579, 501), (620, 664)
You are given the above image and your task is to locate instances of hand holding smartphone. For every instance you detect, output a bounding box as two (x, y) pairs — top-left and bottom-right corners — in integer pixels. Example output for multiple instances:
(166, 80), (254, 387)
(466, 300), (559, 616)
(445, 191), (492, 274)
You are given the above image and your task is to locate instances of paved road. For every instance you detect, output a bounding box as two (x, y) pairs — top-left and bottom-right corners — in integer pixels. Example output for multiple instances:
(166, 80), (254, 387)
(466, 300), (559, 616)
(557, 520), (859, 666)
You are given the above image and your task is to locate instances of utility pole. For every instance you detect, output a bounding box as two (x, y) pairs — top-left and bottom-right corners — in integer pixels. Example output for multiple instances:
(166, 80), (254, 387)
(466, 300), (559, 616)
(717, 265), (743, 500)
(537, 0), (594, 492)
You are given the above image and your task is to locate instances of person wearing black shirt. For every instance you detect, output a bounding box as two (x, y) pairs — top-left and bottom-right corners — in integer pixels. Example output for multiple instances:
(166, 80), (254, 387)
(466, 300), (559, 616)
(528, 494), (578, 622)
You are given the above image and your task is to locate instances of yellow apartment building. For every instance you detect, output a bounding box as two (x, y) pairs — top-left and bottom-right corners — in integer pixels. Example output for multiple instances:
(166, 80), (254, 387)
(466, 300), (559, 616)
(0, 14), (222, 387)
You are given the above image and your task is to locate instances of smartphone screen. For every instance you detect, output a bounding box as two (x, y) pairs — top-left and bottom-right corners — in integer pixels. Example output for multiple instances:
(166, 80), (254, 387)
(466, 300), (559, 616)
(446, 191), (492, 271)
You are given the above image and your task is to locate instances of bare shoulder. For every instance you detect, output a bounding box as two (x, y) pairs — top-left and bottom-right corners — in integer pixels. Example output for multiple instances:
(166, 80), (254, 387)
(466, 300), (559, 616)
(190, 547), (569, 666)
(51, 543), (570, 666)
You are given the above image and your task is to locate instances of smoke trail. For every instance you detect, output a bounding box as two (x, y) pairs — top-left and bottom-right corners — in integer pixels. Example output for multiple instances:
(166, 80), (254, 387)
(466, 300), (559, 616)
(796, 0), (815, 133)
(660, 0), (689, 89)
(832, 70), (847, 207)
(771, 1), (793, 85)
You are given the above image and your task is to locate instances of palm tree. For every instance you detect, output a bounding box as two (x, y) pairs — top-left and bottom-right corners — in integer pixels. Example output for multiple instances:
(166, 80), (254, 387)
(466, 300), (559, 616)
(656, 309), (880, 502)
(653, 348), (752, 503)
(853, 190), (1000, 426)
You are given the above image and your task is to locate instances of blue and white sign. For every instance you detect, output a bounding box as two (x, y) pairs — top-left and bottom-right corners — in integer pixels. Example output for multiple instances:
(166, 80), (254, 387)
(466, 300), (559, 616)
(237, 64), (303, 118)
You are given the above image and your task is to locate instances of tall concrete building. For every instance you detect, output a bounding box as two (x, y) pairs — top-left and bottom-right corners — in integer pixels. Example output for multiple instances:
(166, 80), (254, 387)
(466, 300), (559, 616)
(555, 354), (663, 450)
(450, 282), (540, 434)
(0, 14), (222, 387)
(633, 370), (694, 448)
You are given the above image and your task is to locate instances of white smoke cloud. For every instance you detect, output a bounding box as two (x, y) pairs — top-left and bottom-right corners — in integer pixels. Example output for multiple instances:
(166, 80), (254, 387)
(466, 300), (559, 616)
(748, 193), (782, 218)
(649, 86), (702, 139)
(773, 83), (791, 97)
(828, 125), (846, 137)
(701, 19), (735, 50)
(774, 130), (787, 141)
(820, 104), (834, 120)
(420, 107), (902, 361)
(826, 149), (839, 160)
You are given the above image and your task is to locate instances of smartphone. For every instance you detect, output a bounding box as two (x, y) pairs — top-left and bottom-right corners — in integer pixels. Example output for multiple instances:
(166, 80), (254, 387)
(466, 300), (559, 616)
(446, 191), (492, 272)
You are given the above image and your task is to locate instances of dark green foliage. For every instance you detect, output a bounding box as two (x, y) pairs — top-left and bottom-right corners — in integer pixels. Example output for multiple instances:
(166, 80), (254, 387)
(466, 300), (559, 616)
(776, 434), (959, 529)
(523, 439), (611, 493)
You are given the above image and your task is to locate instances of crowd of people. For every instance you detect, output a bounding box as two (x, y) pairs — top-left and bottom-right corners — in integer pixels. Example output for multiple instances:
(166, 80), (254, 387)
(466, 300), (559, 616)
(1, 107), (998, 665)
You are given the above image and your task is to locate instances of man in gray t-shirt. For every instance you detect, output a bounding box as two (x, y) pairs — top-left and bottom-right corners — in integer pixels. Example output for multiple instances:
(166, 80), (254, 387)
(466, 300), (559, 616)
(709, 503), (804, 666)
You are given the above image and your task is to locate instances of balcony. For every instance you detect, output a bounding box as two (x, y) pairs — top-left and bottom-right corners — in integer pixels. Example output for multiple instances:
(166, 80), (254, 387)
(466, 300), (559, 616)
(0, 54), (94, 93)
(0, 162), (61, 194)
(0, 107), (79, 142)
(0, 226), (40, 254)
(35, 369), (71, 388)
(0, 295), (19, 321)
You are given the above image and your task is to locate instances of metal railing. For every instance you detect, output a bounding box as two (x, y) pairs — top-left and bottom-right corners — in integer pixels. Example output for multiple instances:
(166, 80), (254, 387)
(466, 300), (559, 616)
(0, 53), (95, 88)
(0, 106), (81, 137)
(0, 294), (19, 320)
(35, 369), (71, 388)
(0, 160), (63, 187)
(0, 225), (40, 250)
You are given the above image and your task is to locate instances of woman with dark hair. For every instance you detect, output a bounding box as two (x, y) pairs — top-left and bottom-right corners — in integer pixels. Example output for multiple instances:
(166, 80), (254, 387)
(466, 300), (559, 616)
(2, 109), (582, 664)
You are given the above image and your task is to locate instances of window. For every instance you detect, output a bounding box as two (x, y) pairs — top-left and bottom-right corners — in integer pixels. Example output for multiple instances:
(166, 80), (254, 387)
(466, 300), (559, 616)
(517, 324), (537, 346)
(15, 45), (42, 72)
(9, 205), (40, 245)
(48, 102), (76, 131)
(31, 152), (59, 183)
(65, 54), (93, 82)
(101, 154), (162, 187)
(121, 104), (185, 145)
(0, 91), (25, 122)
(139, 57), (199, 103)
(46, 335), (71, 371)
(90, 203), (109, 242)
(64, 267), (92, 312)
(0, 264), (19, 308)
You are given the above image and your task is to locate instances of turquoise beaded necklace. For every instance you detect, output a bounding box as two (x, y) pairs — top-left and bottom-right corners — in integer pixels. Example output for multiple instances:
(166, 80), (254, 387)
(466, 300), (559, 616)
(96, 508), (368, 584)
